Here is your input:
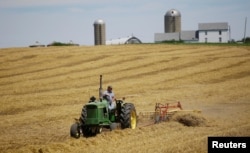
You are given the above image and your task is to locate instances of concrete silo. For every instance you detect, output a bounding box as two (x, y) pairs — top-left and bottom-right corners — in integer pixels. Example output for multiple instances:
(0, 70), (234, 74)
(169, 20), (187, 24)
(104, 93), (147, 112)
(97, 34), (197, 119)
(93, 19), (106, 45)
(164, 9), (181, 33)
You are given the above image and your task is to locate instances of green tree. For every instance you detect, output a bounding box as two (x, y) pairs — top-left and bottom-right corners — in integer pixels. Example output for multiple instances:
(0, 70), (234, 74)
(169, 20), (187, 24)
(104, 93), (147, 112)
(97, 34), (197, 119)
(242, 37), (250, 43)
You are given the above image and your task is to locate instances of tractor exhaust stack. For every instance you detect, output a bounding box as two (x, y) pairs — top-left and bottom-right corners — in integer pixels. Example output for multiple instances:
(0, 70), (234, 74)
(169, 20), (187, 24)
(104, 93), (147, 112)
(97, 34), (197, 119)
(99, 75), (103, 99)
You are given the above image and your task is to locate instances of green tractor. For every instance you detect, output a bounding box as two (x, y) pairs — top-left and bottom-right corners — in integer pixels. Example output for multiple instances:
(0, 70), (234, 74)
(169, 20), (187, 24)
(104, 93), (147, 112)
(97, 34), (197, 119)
(70, 75), (137, 138)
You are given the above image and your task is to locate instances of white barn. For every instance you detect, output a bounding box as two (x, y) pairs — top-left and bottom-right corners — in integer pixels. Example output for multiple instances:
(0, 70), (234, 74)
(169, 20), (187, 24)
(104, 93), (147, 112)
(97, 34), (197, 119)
(155, 31), (198, 43)
(106, 36), (142, 45)
(198, 22), (229, 43)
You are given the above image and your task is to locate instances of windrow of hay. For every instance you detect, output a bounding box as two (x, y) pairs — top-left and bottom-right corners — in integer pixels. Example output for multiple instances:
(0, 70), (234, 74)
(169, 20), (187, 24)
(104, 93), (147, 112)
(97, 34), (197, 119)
(171, 112), (207, 127)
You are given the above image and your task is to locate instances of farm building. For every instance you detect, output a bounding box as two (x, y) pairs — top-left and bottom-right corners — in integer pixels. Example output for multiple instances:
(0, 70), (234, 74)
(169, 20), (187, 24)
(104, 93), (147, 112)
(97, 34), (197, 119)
(155, 9), (230, 43)
(155, 31), (198, 43)
(198, 22), (229, 43)
(164, 9), (181, 33)
(106, 36), (142, 45)
(29, 41), (45, 47)
(94, 19), (106, 45)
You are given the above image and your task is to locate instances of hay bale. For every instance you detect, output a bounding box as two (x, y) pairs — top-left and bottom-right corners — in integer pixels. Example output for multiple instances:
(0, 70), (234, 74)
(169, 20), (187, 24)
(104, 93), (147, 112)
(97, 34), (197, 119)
(171, 112), (207, 127)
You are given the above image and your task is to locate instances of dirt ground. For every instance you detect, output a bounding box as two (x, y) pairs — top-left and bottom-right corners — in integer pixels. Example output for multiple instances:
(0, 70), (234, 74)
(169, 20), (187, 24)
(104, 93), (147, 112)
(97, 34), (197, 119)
(0, 44), (249, 153)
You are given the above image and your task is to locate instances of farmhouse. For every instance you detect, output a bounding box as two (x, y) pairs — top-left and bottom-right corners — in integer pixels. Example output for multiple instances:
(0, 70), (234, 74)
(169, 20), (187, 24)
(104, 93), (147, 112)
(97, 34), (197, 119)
(198, 22), (229, 43)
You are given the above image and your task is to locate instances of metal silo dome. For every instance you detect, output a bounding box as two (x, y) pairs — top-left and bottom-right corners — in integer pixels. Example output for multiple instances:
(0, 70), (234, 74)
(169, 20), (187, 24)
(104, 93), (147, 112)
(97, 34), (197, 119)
(94, 19), (105, 25)
(165, 9), (181, 17)
(164, 9), (181, 33)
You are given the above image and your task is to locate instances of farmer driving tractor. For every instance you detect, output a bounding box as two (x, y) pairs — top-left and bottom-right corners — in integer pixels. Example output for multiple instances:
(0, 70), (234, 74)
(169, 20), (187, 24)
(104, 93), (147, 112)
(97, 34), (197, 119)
(102, 85), (116, 110)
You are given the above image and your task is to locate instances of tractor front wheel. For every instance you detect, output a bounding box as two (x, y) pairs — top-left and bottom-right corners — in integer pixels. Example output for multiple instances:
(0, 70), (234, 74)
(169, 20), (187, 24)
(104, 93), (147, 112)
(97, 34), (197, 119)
(70, 123), (80, 139)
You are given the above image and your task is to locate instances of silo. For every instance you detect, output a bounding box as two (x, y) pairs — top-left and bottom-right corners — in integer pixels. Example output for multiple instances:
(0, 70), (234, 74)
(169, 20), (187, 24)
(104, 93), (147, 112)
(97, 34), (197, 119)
(164, 9), (181, 33)
(93, 19), (106, 45)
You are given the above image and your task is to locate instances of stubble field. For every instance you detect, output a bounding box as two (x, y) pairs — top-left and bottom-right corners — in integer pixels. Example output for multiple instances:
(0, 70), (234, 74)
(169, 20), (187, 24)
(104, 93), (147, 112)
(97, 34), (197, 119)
(0, 44), (249, 153)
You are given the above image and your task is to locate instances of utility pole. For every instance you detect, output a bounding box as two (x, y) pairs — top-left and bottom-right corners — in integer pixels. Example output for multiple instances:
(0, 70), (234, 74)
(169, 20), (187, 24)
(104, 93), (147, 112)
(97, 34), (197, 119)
(228, 25), (231, 42)
(243, 17), (247, 43)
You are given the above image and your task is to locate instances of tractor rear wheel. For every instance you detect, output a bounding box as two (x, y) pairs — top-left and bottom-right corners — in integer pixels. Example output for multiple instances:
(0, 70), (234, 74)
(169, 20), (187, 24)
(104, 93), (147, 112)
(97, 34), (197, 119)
(79, 106), (91, 136)
(79, 106), (87, 125)
(120, 103), (137, 129)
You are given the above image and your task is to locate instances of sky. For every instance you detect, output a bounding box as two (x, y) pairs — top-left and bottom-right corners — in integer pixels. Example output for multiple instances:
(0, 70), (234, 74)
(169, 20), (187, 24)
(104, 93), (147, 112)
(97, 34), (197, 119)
(0, 0), (249, 48)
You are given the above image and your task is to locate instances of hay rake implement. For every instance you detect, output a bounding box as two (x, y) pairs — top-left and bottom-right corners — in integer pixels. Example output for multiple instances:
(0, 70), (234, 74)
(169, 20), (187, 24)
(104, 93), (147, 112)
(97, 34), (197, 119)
(138, 101), (201, 124)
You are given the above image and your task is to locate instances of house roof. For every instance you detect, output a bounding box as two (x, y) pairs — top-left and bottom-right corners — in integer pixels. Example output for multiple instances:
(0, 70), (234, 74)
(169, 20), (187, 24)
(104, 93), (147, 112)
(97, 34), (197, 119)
(198, 22), (228, 30)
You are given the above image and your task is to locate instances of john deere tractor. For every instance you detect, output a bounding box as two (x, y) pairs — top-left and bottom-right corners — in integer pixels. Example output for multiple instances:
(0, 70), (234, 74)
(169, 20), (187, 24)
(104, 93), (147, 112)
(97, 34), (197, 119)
(70, 75), (137, 138)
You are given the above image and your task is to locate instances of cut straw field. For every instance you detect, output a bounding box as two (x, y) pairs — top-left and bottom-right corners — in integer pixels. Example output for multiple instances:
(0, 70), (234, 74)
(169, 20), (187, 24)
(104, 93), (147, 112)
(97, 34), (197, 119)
(0, 44), (249, 153)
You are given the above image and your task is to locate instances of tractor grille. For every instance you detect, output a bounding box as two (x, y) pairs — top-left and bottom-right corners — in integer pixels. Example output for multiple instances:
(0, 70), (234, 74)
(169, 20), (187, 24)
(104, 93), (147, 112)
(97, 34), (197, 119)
(86, 105), (97, 118)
